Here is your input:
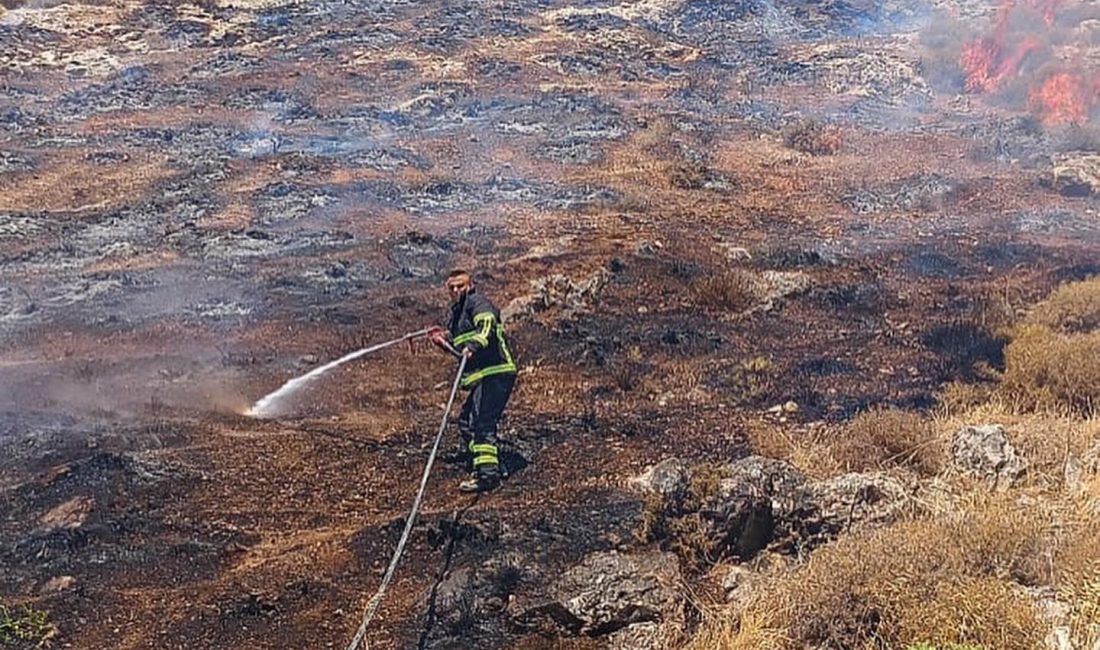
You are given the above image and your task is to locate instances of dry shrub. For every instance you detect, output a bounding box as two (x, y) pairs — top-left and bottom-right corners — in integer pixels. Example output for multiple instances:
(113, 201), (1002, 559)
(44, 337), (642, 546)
(832, 407), (944, 476)
(1026, 276), (1100, 334)
(937, 380), (997, 416)
(725, 356), (776, 407)
(1058, 518), (1100, 649)
(691, 270), (762, 313)
(783, 119), (842, 155)
(637, 463), (732, 569)
(743, 419), (843, 479)
(997, 324), (1100, 415)
(692, 496), (1051, 649)
(610, 361), (647, 392)
(942, 410), (1100, 491)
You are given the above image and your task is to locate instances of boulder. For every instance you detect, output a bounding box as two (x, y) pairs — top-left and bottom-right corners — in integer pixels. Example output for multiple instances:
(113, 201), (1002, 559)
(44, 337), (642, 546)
(502, 270), (610, 321)
(515, 550), (683, 640)
(951, 424), (1027, 489)
(632, 458), (690, 505)
(800, 472), (913, 543)
(1050, 152), (1100, 197)
(707, 456), (809, 559)
(605, 621), (678, 650)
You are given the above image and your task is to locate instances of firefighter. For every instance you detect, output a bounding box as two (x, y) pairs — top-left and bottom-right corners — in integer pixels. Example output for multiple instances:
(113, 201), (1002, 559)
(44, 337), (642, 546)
(426, 270), (517, 493)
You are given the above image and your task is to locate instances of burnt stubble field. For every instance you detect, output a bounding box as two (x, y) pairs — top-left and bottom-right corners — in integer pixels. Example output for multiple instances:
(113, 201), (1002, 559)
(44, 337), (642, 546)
(1, 0), (1098, 648)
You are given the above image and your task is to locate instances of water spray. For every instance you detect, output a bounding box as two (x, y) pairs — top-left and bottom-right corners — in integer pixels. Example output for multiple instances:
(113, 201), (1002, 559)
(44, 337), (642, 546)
(246, 328), (430, 419)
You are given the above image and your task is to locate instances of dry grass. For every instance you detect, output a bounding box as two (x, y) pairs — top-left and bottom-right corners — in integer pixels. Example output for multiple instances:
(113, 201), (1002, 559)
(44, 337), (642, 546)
(638, 463), (734, 570)
(686, 279), (1100, 649)
(832, 407), (944, 476)
(1026, 276), (1100, 334)
(724, 357), (777, 407)
(745, 409), (943, 479)
(686, 495), (1054, 650)
(743, 420), (844, 479)
(783, 119), (843, 156)
(997, 324), (1100, 415)
(690, 270), (763, 313)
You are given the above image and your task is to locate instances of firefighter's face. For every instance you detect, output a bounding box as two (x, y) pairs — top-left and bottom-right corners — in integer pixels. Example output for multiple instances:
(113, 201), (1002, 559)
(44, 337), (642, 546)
(446, 275), (471, 302)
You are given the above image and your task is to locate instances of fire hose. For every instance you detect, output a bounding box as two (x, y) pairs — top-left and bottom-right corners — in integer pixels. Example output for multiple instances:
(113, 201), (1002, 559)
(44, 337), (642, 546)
(346, 353), (469, 650)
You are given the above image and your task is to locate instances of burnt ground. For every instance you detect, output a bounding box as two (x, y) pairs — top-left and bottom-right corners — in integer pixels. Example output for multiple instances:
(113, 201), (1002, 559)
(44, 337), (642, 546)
(0, 0), (1097, 648)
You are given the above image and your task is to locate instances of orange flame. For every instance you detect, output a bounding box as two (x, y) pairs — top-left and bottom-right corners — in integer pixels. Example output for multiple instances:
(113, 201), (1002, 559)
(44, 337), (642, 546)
(961, 35), (1041, 93)
(959, 0), (1096, 124)
(1028, 72), (1098, 124)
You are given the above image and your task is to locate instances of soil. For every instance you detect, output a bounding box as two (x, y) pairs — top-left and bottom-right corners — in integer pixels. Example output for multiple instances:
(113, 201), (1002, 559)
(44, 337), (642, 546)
(0, 0), (1096, 648)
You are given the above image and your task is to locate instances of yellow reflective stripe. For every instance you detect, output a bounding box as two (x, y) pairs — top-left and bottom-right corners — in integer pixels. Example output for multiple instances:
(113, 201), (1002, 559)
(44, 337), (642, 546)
(471, 444), (497, 456)
(497, 324), (514, 366)
(461, 362), (517, 387)
(453, 315), (493, 347)
(459, 322), (517, 387)
(473, 455), (499, 466)
(453, 331), (478, 346)
(469, 312), (493, 347)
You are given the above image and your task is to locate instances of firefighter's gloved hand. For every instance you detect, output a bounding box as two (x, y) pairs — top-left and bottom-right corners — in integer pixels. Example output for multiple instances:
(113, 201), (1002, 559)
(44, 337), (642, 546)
(426, 326), (447, 347)
(461, 346), (475, 359)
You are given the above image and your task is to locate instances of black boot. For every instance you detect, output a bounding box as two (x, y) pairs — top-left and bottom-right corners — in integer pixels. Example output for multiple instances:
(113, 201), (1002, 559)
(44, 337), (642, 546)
(441, 437), (473, 466)
(459, 470), (500, 493)
(441, 446), (472, 466)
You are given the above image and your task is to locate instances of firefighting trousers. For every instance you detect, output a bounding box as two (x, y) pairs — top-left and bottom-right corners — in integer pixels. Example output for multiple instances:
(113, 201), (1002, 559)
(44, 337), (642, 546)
(457, 372), (516, 477)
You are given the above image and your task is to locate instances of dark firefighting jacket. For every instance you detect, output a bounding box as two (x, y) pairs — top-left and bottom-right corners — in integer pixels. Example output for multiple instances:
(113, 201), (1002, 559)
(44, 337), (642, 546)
(447, 289), (517, 388)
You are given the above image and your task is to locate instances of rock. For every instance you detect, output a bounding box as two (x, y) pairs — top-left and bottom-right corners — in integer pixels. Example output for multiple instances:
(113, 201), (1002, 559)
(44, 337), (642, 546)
(516, 550), (683, 639)
(691, 456), (911, 558)
(951, 424), (1027, 489)
(41, 576), (77, 594)
(712, 241), (752, 261)
(632, 458), (690, 504)
(1046, 626), (1072, 650)
(800, 472), (913, 543)
(39, 496), (94, 531)
(605, 621), (676, 650)
(707, 456), (809, 559)
(502, 270), (611, 321)
(1050, 152), (1100, 197)
(433, 567), (475, 632)
(722, 565), (749, 594)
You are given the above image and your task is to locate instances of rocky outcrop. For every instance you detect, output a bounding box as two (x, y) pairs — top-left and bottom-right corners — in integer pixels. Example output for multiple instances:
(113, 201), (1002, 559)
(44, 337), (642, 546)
(1050, 152), (1100, 197)
(631, 457), (690, 504)
(710, 456), (810, 556)
(951, 424), (1027, 489)
(633, 455), (914, 562)
(800, 472), (914, 542)
(502, 270), (610, 321)
(515, 550), (683, 644)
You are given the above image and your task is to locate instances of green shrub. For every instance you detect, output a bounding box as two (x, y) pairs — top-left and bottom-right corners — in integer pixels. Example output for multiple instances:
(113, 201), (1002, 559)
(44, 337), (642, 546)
(0, 605), (53, 647)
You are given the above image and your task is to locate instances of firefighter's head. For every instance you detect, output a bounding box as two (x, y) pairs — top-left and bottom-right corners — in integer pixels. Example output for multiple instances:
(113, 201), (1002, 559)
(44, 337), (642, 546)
(446, 270), (473, 303)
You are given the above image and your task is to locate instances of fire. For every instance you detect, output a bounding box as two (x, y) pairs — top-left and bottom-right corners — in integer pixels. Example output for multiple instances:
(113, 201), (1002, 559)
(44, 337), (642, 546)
(959, 0), (1095, 124)
(1029, 72), (1097, 124)
(1025, 0), (1063, 25)
(961, 35), (1041, 92)
(961, 38), (998, 92)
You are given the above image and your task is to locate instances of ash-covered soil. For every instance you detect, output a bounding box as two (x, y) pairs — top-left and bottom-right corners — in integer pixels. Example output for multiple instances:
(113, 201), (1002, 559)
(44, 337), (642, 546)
(0, 0), (1097, 648)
